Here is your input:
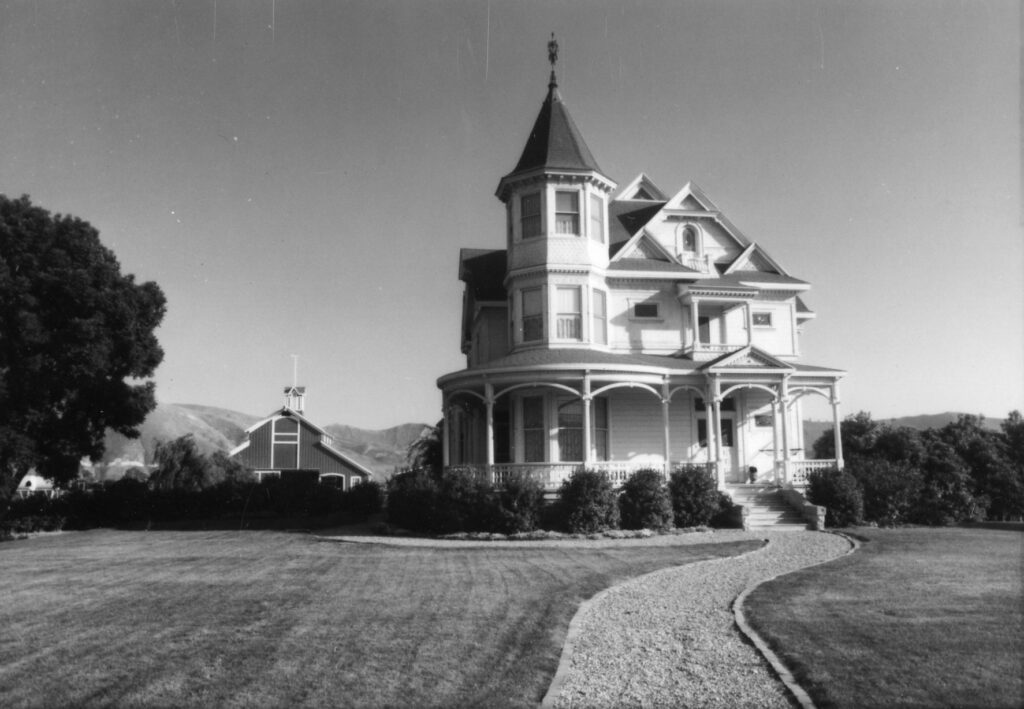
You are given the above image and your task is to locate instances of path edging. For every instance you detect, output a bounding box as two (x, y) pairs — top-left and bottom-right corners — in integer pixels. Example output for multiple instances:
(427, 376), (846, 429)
(732, 532), (860, 709)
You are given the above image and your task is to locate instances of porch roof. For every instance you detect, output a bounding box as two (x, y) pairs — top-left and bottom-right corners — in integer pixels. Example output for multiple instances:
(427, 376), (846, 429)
(438, 347), (844, 388)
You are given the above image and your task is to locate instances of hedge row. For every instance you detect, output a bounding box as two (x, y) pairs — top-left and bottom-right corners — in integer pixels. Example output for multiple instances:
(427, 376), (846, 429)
(3, 477), (384, 533)
(385, 466), (734, 535)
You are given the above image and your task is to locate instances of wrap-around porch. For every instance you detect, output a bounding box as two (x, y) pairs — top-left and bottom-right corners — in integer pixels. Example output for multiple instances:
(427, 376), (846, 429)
(438, 357), (845, 491)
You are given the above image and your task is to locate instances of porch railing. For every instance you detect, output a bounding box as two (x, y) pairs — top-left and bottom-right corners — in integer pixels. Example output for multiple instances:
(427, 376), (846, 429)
(448, 461), (673, 490)
(782, 459), (838, 487)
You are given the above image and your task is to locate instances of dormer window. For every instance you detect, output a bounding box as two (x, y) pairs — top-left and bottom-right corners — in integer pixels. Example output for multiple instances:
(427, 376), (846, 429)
(555, 191), (579, 235)
(521, 193), (542, 239)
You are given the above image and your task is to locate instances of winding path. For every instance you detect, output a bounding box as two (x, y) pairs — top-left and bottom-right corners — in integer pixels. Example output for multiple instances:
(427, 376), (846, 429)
(545, 531), (851, 708)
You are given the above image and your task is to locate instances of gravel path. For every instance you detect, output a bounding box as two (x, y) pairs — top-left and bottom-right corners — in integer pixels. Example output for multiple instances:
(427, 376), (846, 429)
(547, 531), (851, 708)
(319, 528), (851, 707)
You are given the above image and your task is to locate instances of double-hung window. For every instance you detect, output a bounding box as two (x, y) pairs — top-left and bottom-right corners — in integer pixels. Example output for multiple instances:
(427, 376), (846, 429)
(521, 193), (541, 239)
(555, 286), (581, 340)
(555, 191), (579, 235)
(522, 287), (543, 342)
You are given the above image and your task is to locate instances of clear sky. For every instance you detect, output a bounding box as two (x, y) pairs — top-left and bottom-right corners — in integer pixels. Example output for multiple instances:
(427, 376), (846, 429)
(1, 0), (1020, 428)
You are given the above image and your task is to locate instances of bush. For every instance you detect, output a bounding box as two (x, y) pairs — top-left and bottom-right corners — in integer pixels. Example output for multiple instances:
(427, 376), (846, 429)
(491, 472), (545, 534)
(849, 459), (923, 526)
(345, 480), (384, 519)
(807, 467), (864, 527)
(557, 468), (619, 533)
(668, 465), (723, 528)
(618, 469), (672, 530)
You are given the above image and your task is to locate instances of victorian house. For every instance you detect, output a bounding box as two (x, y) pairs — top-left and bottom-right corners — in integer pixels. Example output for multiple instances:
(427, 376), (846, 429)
(437, 46), (845, 491)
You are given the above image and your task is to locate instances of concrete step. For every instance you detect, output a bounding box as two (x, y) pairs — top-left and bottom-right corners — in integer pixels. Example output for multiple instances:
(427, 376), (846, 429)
(748, 522), (809, 531)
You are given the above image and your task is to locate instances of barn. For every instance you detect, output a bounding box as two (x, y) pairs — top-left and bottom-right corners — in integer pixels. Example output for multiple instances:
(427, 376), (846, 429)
(229, 387), (373, 489)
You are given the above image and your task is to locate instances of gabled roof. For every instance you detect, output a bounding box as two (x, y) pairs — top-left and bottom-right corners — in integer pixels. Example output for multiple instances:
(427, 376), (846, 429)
(616, 173), (668, 201)
(723, 243), (789, 277)
(699, 345), (795, 372)
(609, 200), (666, 251)
(505, 81), (603, 178)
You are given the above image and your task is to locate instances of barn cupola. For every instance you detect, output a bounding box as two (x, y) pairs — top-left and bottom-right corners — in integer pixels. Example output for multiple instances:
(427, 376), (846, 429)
(283, 385), (306, 413)
(497, 35), (617, 350)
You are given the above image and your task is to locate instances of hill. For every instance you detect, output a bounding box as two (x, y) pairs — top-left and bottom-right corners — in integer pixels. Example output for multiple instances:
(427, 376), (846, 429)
(90, 403), (429, 482)
(803, 412), (1005, 456)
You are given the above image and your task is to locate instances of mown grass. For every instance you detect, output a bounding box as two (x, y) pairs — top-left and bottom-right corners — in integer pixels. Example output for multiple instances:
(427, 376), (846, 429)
(0, 530), (759, 708)
(744, 527), (1024, 709)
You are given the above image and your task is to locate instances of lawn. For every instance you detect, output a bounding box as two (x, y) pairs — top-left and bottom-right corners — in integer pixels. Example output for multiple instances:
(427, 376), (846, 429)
(0, 529), (759, 708)
(744, 526), (1024, 709)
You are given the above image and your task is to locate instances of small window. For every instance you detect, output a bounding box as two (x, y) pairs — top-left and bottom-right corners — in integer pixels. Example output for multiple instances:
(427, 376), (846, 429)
(752, 312), (773, 327)
(592, 289), (607, 345)
(682, 225), (698, 253)
(521, 194), (541, 239)
(555, 191), (580, 235)
(754, 414), (773, 427)
(632, 302), (659, 319)
(588, 193), (604, 243)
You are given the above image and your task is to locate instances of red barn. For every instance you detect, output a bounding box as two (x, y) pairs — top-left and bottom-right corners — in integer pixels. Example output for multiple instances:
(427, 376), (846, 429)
(229, 387), (373, 489)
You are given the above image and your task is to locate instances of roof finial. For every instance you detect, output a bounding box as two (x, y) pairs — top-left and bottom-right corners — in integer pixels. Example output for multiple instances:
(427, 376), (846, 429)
(547, 32), (559, 87)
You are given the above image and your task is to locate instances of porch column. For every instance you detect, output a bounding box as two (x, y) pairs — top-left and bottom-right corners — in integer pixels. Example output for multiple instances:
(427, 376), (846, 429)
(831, 382), (845, 470)
(690, 299), (700, 348)
(661, 378), (671, 477)
(441, 395), (450, 467)
(779, 377), (791, 485)
(582, 374), (592, 465)
(771, 394), (781, 480)
(484, 382), (495, 466)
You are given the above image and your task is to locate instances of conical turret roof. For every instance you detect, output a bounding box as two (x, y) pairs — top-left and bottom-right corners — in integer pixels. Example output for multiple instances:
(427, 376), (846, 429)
(506, 80), (603, 178)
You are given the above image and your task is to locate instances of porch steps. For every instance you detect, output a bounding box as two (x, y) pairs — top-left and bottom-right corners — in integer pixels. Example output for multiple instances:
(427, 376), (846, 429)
(726, 484), (808, 531)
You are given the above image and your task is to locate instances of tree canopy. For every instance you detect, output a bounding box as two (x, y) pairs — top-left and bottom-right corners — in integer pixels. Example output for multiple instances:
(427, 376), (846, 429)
(0, 195), (166, 512)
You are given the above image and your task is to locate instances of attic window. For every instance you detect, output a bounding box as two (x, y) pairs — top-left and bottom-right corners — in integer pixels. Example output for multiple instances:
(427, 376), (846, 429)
(752, 312), (773, 327)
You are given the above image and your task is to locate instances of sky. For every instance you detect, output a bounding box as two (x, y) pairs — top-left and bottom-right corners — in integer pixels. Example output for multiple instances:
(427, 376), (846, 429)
(1, 0), (1020, 428)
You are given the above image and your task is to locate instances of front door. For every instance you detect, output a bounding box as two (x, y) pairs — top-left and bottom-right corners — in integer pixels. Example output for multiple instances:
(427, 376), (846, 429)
(697, 416), (738, 476)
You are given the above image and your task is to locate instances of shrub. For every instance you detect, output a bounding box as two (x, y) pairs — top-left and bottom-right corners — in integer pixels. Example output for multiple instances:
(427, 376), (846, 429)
(345, 480), (384, 519)
(557, 468), (619, 533)
(849, 459), (923, 526)
(668, 465), (723, 528)
(386, 469), (439, 531)
(618, 468), (672, 530)
(807, 467), (863, 527)
(435, 468), (493, 533)
(491, 471), (545, 534)
(913, 443), (984, 525)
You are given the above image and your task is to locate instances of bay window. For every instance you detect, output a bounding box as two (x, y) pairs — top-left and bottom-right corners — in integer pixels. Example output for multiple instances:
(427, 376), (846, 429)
(555, 286), (581, 340)
(522, 287), (543, 342)
(521, 193), (541, 239)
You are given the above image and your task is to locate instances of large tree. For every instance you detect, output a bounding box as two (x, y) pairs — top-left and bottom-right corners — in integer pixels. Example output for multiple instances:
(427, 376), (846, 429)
(0, 195), (166, 514)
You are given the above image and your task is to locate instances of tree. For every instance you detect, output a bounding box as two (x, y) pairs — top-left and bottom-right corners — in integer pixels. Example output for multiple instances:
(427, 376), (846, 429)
(0, 195), (165, 515)
(406, 420), (443, 473)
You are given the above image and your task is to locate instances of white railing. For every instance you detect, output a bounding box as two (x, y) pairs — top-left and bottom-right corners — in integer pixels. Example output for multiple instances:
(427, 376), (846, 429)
(448, 461), (672, 489)
(785, 459), (837, 487)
